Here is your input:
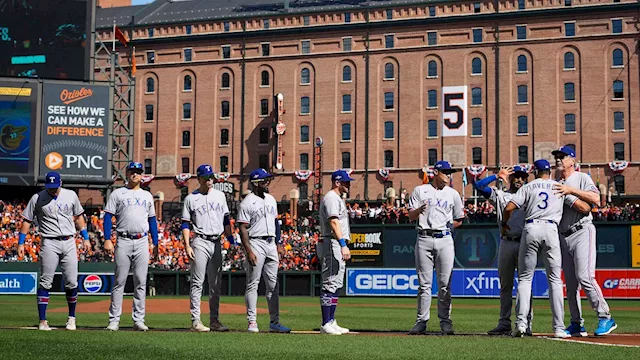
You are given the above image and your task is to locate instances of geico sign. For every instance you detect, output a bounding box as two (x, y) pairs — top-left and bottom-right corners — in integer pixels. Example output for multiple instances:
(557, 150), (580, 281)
(355, 274), (419, 290)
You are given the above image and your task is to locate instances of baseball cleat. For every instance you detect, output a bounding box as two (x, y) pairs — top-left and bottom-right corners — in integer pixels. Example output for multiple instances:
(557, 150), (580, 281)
(269, 322), (291, 333)
(594, 318), (617, 336)
(66, 317), (76, 331)
(320, 322), (342, 335)
(332, 320), (349, 334)
(487, 325), (512, 336)
(133, 322), (149, 331)
(191, 321), (210, 332)
(512, 325), (526, 338)
(525, 328), (533, 337)
(106, 321), (119, 331)
(38, 321), (52, 331)
(565, 322), (588, 337)
(210, 319), (229, 332)
(440, 322), (454, 335)
(554, 330), (571, 339)
(248, 321), (259, 333)
(408, 321), (427, 335)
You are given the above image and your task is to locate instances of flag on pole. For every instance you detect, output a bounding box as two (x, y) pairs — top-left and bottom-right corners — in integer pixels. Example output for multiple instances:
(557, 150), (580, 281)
(596, 167), (601, 187)
(131, 47), (137, 76)
(114, 25), (129, 48)
(462, 168), (468, 187)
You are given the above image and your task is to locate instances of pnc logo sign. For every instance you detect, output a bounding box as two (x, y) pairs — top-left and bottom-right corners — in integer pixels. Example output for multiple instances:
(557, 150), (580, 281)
(44, 152), (63, 170)
(44, 152), (103, 170)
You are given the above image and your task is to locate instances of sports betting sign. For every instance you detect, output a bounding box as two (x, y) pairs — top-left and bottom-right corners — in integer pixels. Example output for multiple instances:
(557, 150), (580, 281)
(39, 82), (111, 184)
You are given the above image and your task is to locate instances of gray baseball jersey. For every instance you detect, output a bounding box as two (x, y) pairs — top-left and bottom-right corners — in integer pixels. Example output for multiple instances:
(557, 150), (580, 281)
(319, 190), (350, 240)
(22, 189), (84, 237)
(491, 190), (524, 237)
(510, 179), (577, 224)
(237, 193), (278, 237)
(559, 171), (598, 232)
(104, 188), (156, 233)
(407, 184), (464, 230)
(182, 189), (229, 236)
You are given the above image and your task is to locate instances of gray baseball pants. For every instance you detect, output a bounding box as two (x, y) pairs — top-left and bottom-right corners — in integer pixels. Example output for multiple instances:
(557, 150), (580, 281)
(245, 238), (280, 323)
(515, 224), (564, 332)
(497, 238), (533, 329)
(415, 234), (454, 325)
(189, 236), (223, 323)
(109, 237), (149, 324)
(39, 237), (78, 290)
(318, 239), (345, 293)
(561, 224), (611, 324)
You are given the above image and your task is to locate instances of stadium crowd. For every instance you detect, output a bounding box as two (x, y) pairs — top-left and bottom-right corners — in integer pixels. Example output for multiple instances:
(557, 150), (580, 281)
(2, 199), (639, 270)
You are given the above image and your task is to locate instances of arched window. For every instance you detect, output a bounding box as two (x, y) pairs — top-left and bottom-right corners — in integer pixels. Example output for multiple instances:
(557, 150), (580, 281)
(146, 78), (155, 93)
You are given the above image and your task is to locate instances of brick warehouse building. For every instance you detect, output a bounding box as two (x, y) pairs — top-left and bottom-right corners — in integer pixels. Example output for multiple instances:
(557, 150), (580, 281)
(91, 0), (640, 212)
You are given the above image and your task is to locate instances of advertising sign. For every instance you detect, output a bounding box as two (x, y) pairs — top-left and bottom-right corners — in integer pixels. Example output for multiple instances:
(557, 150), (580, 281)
(0, 79), (38, 185)
(0, 272), (37, 294)
(40, 82), (111, 183)
(50, 272), (134, 295)
(347, 228), (384, 267)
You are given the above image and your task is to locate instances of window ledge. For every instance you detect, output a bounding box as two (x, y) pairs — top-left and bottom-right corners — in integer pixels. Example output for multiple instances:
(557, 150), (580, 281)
(612, 98), (625, 101)
(563, 131), (577, 135)
(219, 144), (230, 148)
(471, 73), (483, 76)
(517, 133), (529, 136)
(144, 92), (155, 95)
(144, 120), (154, 123)
(340, 80), (353, 84)
(180, 146), (191, 149)
(383, 138), (395, 141)
(182, 89), (193, 93)
(426, 106), (438, 110)
(612, 129), (625, 133)
(300, 83), (311, 86)
(341, 111), (353, 114)
(259, 85), (270, 88)
(383, 78), (396, 81)
(220, 87), (230, 91)
(259, 115), (268, 118)
(516, 71), (529, 74)
(611, 65), (624, 69)
(383, 108), (395, 112)
(300, 113), (310, 116)
(220, 117), (230, 120)
(340, 140), (352, 143)
(426, 76), (438, 79)
(470, 135), (483, 138)
(143, 147), (153, 150)
(563, 68), (576, 71)
(470, 104), (483, 107)
(299, 141), (310, 144)
(563, 100), (577, 103)
(516, 102), (529, 105)
(427, 136), (438, 140)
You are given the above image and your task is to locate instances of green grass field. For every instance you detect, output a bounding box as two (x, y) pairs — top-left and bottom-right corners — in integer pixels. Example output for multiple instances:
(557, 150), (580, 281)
(1, 295), (639, 359)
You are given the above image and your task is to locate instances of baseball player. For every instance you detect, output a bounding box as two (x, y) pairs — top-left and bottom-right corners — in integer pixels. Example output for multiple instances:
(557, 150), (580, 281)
(407, 161), (464, 335)
(318, 170), (353, 335)
(19, 171), (90, 331)
(182, 164), (234, 332)
(103, 162), (159, 331)
(474, 166), (533, 336)
(237, 168), (290, 333)
(503, 159), (590, 338)
(552, 145), (617, 336)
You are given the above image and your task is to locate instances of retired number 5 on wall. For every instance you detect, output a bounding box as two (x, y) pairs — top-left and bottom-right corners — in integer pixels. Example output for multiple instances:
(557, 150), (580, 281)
(442, 86), (468, 137)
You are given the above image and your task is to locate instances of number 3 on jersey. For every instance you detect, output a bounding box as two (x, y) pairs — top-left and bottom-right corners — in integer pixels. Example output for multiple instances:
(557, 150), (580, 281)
(537, 192), (549, 210)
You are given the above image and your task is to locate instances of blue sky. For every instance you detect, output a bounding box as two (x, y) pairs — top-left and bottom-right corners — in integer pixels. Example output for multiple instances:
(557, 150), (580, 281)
(132, 0), (154, 5)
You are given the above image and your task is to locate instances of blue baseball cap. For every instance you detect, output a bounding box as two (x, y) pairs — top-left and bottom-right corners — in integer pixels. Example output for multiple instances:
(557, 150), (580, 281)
(434, 161), (457, 173)
(552, 145), (576, 158)
(249, 168), (273, 182)
(331, 170), (354, 182)
(197, 164), (214, 177)
(533, 159), (551, 171)
(44, 172), (61, 189)
(512, 165), (529, 176)
(126, 162), (144, 172)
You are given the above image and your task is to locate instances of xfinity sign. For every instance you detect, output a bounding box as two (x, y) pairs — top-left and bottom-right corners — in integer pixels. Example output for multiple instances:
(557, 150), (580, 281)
(39, 82), (111, 183)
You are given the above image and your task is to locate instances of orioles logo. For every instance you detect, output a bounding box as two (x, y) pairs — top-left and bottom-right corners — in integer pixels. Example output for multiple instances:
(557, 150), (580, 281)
(0, 124), (27, 150)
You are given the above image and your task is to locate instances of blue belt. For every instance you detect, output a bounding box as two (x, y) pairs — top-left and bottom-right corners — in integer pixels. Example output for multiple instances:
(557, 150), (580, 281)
(117, 231), (148, 239)
(525, 219), (555, 225)
(418, 229), (451, 238)
(253, 236), (275, 243)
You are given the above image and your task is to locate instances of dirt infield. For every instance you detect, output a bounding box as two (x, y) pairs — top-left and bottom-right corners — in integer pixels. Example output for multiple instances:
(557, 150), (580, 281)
(50, 299), (267, 315)
(548, 334), (640, 347)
